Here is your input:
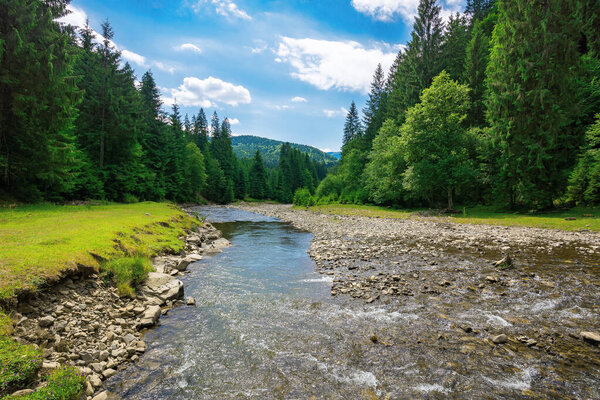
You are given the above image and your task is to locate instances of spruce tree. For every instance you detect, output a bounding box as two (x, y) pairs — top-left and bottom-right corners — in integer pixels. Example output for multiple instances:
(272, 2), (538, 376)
(249, 150), (268, 199)
(486, 0), (583, 208)
(362, 64), (387, 149)
(441, 13), (470, 82)
(0, 0), (80, 200)
(386, 0), (444, 123)
(342, 101), (362, 152)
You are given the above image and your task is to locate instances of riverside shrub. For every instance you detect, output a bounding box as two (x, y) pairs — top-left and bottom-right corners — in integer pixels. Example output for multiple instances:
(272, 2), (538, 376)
(293, 188), (314, 207)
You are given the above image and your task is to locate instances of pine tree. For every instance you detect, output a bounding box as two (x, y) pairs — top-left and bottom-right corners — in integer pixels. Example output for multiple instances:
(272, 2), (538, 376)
(249, 150), (268, 199)
(139, 70), (168, 199)
(441, 13), (470, 82)
(342, 101), (362, 151)
(486, 0), (583, 208)
(0, 0), (80, 200)
(386, 0), (444, 123)
(362, 64), (387, 148)
(465, 0), (495, 27)
(194, 108), (209, 152)
(464, 10), (497, 126)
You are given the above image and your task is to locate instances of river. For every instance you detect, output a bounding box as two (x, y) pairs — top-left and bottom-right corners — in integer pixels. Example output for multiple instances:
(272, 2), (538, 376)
(106, 206), (600, 399)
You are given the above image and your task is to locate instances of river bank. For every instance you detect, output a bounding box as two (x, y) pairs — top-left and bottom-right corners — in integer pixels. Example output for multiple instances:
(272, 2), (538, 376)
(237, 203), (600, 399)
(1, 206), (229, 399)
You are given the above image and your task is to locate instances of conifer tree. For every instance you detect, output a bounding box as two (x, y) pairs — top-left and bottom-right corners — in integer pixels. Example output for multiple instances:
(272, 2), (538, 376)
(386, 0), (444, 123)
(362, 64), (387, 148)
(342, 101), (362, 151)
(249, 150), (268, 199)
(441, 13), (470, 82)
(0, 0), (80, 200)
(486, 0), (583, 208)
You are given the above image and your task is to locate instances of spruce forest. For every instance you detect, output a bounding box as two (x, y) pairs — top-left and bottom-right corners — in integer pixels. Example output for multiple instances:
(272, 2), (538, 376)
(0, 0), (327, 204)
(1, 0), (599, 211)
(314, 0), (600, 210)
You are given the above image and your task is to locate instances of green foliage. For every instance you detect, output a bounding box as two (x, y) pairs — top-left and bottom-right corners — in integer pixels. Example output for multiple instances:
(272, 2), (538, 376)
(101, 256), (153, 297)
(0, 339), (42, 396)
(568, 115), (600, 204)
(401, 71), (476, 209)
(19, 366), (86, 400)
(486, 0), (583, 209)
(248, 151), (268, 199)
(363, 120), (406, 205)
(293, 188), (314, 207)
(231, 135), (338, 167)
(0, 0), (79, 200)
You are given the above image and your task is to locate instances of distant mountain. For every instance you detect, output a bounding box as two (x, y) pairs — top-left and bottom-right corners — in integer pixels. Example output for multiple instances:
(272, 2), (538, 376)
(232, 135), (339, 167)
(327, 152), (341, 160)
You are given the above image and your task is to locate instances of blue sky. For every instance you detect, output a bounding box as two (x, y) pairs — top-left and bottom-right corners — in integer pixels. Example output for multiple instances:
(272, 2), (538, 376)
(60, 0), (465, 152)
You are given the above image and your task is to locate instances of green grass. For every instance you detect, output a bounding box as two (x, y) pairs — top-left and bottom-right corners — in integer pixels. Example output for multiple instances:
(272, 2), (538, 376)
(0, 339), (42, 396)
(297, 204), (413, 219)
(1, 365), (86, 400)
(0, 202), (197, 302)
(102, 256), (153, 297)
(299, 204), (600, 231)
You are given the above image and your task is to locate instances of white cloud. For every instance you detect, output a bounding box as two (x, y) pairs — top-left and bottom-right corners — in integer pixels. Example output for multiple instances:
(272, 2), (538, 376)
(251, 45), (267, 54)
(193, 0), (251, 20)
(153, 61), (176, 74)
(176, 43), (202, 54)
(351, 0), (465, 23)
(121, 50), (147, 67)
(165, 76), (251, 107)
(228, 118), (240, 125)
(323, 107), (348, 118)
(58, 4), (88, 28)
(275, 37), (397, 94)
(291, 96), (307, 103)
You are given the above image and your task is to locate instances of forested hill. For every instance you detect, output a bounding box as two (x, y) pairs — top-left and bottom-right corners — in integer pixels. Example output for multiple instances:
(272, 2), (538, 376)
(232, 136), (339, 167)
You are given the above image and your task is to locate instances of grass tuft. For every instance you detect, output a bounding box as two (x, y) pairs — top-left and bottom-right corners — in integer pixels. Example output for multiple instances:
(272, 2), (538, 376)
(1, 365), (86, 400)
(0, 339), (42, 396)
(102, 256), (153, 297)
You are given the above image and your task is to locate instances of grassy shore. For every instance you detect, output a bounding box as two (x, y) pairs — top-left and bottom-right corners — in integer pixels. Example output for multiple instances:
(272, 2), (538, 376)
(299, 204), (600, 232)
(0, 202), (197, 399)
(0, 202), (196, 303)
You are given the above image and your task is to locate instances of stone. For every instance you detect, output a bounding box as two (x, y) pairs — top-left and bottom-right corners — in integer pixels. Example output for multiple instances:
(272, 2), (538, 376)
(92, 392), (108, 400)
(85, 381), (95, 396)
(38, 315), (55, 328)
(186, 254), (202, 262)
(485, 275), (499, 283)
(42, 361), (60, 370)
(186, 297), (196, 306)
(492, 334), (508, 344)
(581, 331), (600, 345)
(174, 259), (191, 272)
(102, 368), (117, 379)
(10, 389), (34, 397)
(123, 333), (136, 345)
(88, 374), (103, 388)
(137, 273), (184, 305)
(99, 350), (109, 361)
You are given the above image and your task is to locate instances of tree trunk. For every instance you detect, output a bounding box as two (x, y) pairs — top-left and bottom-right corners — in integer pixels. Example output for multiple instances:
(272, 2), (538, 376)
(447, 187), (454, 210)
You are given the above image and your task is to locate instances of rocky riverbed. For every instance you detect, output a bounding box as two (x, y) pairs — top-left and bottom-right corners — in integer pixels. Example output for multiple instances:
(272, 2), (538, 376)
(237, 203), (600, 399)
(6, 218), (230, 400)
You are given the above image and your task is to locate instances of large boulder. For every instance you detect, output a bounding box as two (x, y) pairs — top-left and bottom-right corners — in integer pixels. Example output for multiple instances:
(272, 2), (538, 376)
(139, 305), (161, 328)
(204, 238), (231, 254)
(137, 273), (183, 305)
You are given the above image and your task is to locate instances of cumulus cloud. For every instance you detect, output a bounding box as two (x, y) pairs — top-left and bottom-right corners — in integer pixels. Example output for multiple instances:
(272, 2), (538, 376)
(176, 43), (202, 54)
(351, 0), (465, 22)
(275, 37), (397, 94)
(291, 96), (307, 103)
(228, 118), (240, 125)
(121, 50), (147, 67)
(165, 76), (251, 107)
(323, 107), (348, 118)
(193, 0), (251, 20)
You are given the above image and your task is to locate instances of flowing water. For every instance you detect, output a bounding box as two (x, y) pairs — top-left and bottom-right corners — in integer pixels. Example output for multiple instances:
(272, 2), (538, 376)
(106, 207), (600, 399)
